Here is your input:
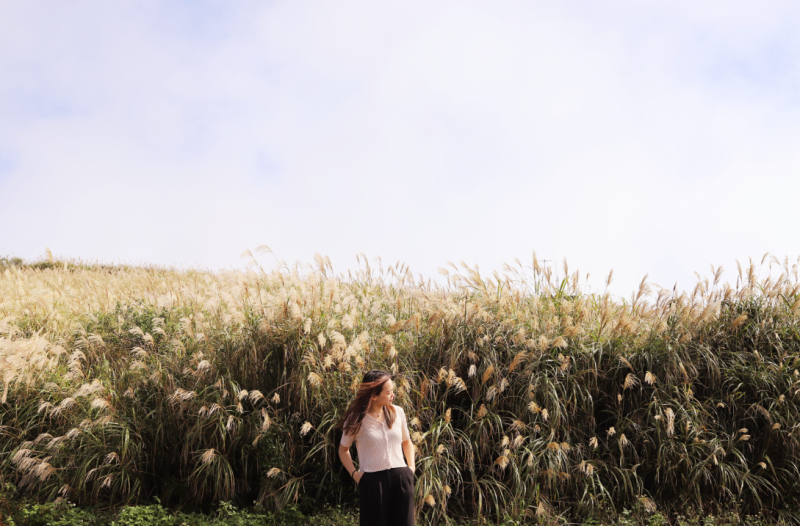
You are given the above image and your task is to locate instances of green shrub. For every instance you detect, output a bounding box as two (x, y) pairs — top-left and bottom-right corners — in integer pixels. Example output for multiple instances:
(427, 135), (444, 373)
(1, 497), (356, 526)
(111, 501), (182, 526)
(9, 500), (105, 526)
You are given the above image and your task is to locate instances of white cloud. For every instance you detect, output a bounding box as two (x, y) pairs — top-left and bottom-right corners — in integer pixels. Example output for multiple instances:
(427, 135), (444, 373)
(2, 1), (800, 296)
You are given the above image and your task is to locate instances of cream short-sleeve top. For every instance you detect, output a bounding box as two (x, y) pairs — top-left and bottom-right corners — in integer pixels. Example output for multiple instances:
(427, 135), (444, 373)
(340, 404), (412, 473)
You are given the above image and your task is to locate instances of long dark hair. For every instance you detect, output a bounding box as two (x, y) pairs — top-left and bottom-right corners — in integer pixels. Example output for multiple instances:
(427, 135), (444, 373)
(338, 370), (396, 438)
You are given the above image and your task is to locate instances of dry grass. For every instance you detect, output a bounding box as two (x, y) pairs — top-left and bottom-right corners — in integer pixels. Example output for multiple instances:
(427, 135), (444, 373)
(2, 252), (800, 523)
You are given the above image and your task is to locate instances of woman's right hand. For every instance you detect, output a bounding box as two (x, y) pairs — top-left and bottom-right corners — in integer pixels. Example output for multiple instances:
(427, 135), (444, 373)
(354, 471), (363, 484)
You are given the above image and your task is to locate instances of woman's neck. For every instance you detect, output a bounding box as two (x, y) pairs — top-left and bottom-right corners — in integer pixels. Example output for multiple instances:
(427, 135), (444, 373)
(368, 404), (384, 416)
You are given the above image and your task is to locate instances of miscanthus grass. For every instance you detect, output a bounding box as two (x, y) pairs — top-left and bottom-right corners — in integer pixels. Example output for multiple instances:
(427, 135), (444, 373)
(2, 250), (800, 524)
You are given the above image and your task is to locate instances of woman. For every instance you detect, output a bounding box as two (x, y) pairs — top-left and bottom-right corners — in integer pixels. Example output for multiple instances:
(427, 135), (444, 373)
(338, 369), (416, 526)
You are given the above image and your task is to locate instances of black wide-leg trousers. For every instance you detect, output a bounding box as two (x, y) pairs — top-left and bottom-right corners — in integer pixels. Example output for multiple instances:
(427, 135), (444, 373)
(359, 467), (415, 526)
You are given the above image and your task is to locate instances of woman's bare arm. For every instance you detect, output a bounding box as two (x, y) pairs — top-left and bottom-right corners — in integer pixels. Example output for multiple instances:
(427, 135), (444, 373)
(401, 440), (415, 472)
(339, 445), (362, 483)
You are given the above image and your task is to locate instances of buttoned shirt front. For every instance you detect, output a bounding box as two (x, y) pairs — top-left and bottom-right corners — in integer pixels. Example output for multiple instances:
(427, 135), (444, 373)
(341, 404), (411, 473)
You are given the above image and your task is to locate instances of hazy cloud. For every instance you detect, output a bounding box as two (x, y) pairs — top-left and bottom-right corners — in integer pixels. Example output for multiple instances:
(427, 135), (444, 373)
(2, 1), (800, 295)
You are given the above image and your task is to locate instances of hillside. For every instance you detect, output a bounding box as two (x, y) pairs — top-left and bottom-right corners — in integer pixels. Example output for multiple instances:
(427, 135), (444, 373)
(1, 254), (799, 524)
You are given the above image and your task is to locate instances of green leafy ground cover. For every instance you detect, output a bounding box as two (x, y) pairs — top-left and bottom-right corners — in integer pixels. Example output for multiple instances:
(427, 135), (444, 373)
(0, 482), (354, 525)
(0, 492), (790, 526)
(2, 255), (800, 524)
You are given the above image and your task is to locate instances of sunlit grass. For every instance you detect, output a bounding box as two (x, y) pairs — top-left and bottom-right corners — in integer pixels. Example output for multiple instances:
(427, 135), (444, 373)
(2, 251), (800, 523)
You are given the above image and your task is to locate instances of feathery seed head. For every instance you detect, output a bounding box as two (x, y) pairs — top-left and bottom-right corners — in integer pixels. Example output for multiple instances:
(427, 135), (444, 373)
(260, 409), (271, 432)
(509, 419), (527, 432)
(481, 365), (495, 385)
(495, 455), (509, 469)
(623, 373), (639, 390)
(90, 398), (111, 411)
(537, 336), (549, 350)
(201, 449), (217, 464)
(308, 372), (322, 387)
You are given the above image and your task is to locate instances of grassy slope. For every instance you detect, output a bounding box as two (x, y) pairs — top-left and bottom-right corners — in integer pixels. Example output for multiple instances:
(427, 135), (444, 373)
(1, 256), (800, 524)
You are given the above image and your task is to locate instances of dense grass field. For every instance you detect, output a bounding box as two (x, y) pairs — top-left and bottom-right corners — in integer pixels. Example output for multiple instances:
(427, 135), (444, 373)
(2, 252), (800, 524)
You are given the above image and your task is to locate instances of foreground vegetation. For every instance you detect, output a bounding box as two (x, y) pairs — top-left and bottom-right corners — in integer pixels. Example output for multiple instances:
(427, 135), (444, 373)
(0, 482), (356, 525)
(0, 494), (791, 526)
(2, 251), (800, 524)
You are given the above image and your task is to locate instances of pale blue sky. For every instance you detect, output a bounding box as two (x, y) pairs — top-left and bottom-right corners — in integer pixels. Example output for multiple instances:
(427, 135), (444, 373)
(2, 1), (800, 295)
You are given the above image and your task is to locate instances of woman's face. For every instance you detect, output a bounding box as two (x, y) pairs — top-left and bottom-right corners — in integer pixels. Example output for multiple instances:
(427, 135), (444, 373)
(371, 379), (395, 408)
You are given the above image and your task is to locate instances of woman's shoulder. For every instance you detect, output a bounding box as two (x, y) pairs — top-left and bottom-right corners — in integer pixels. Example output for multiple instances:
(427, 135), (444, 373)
(392, 404), (406, 415)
